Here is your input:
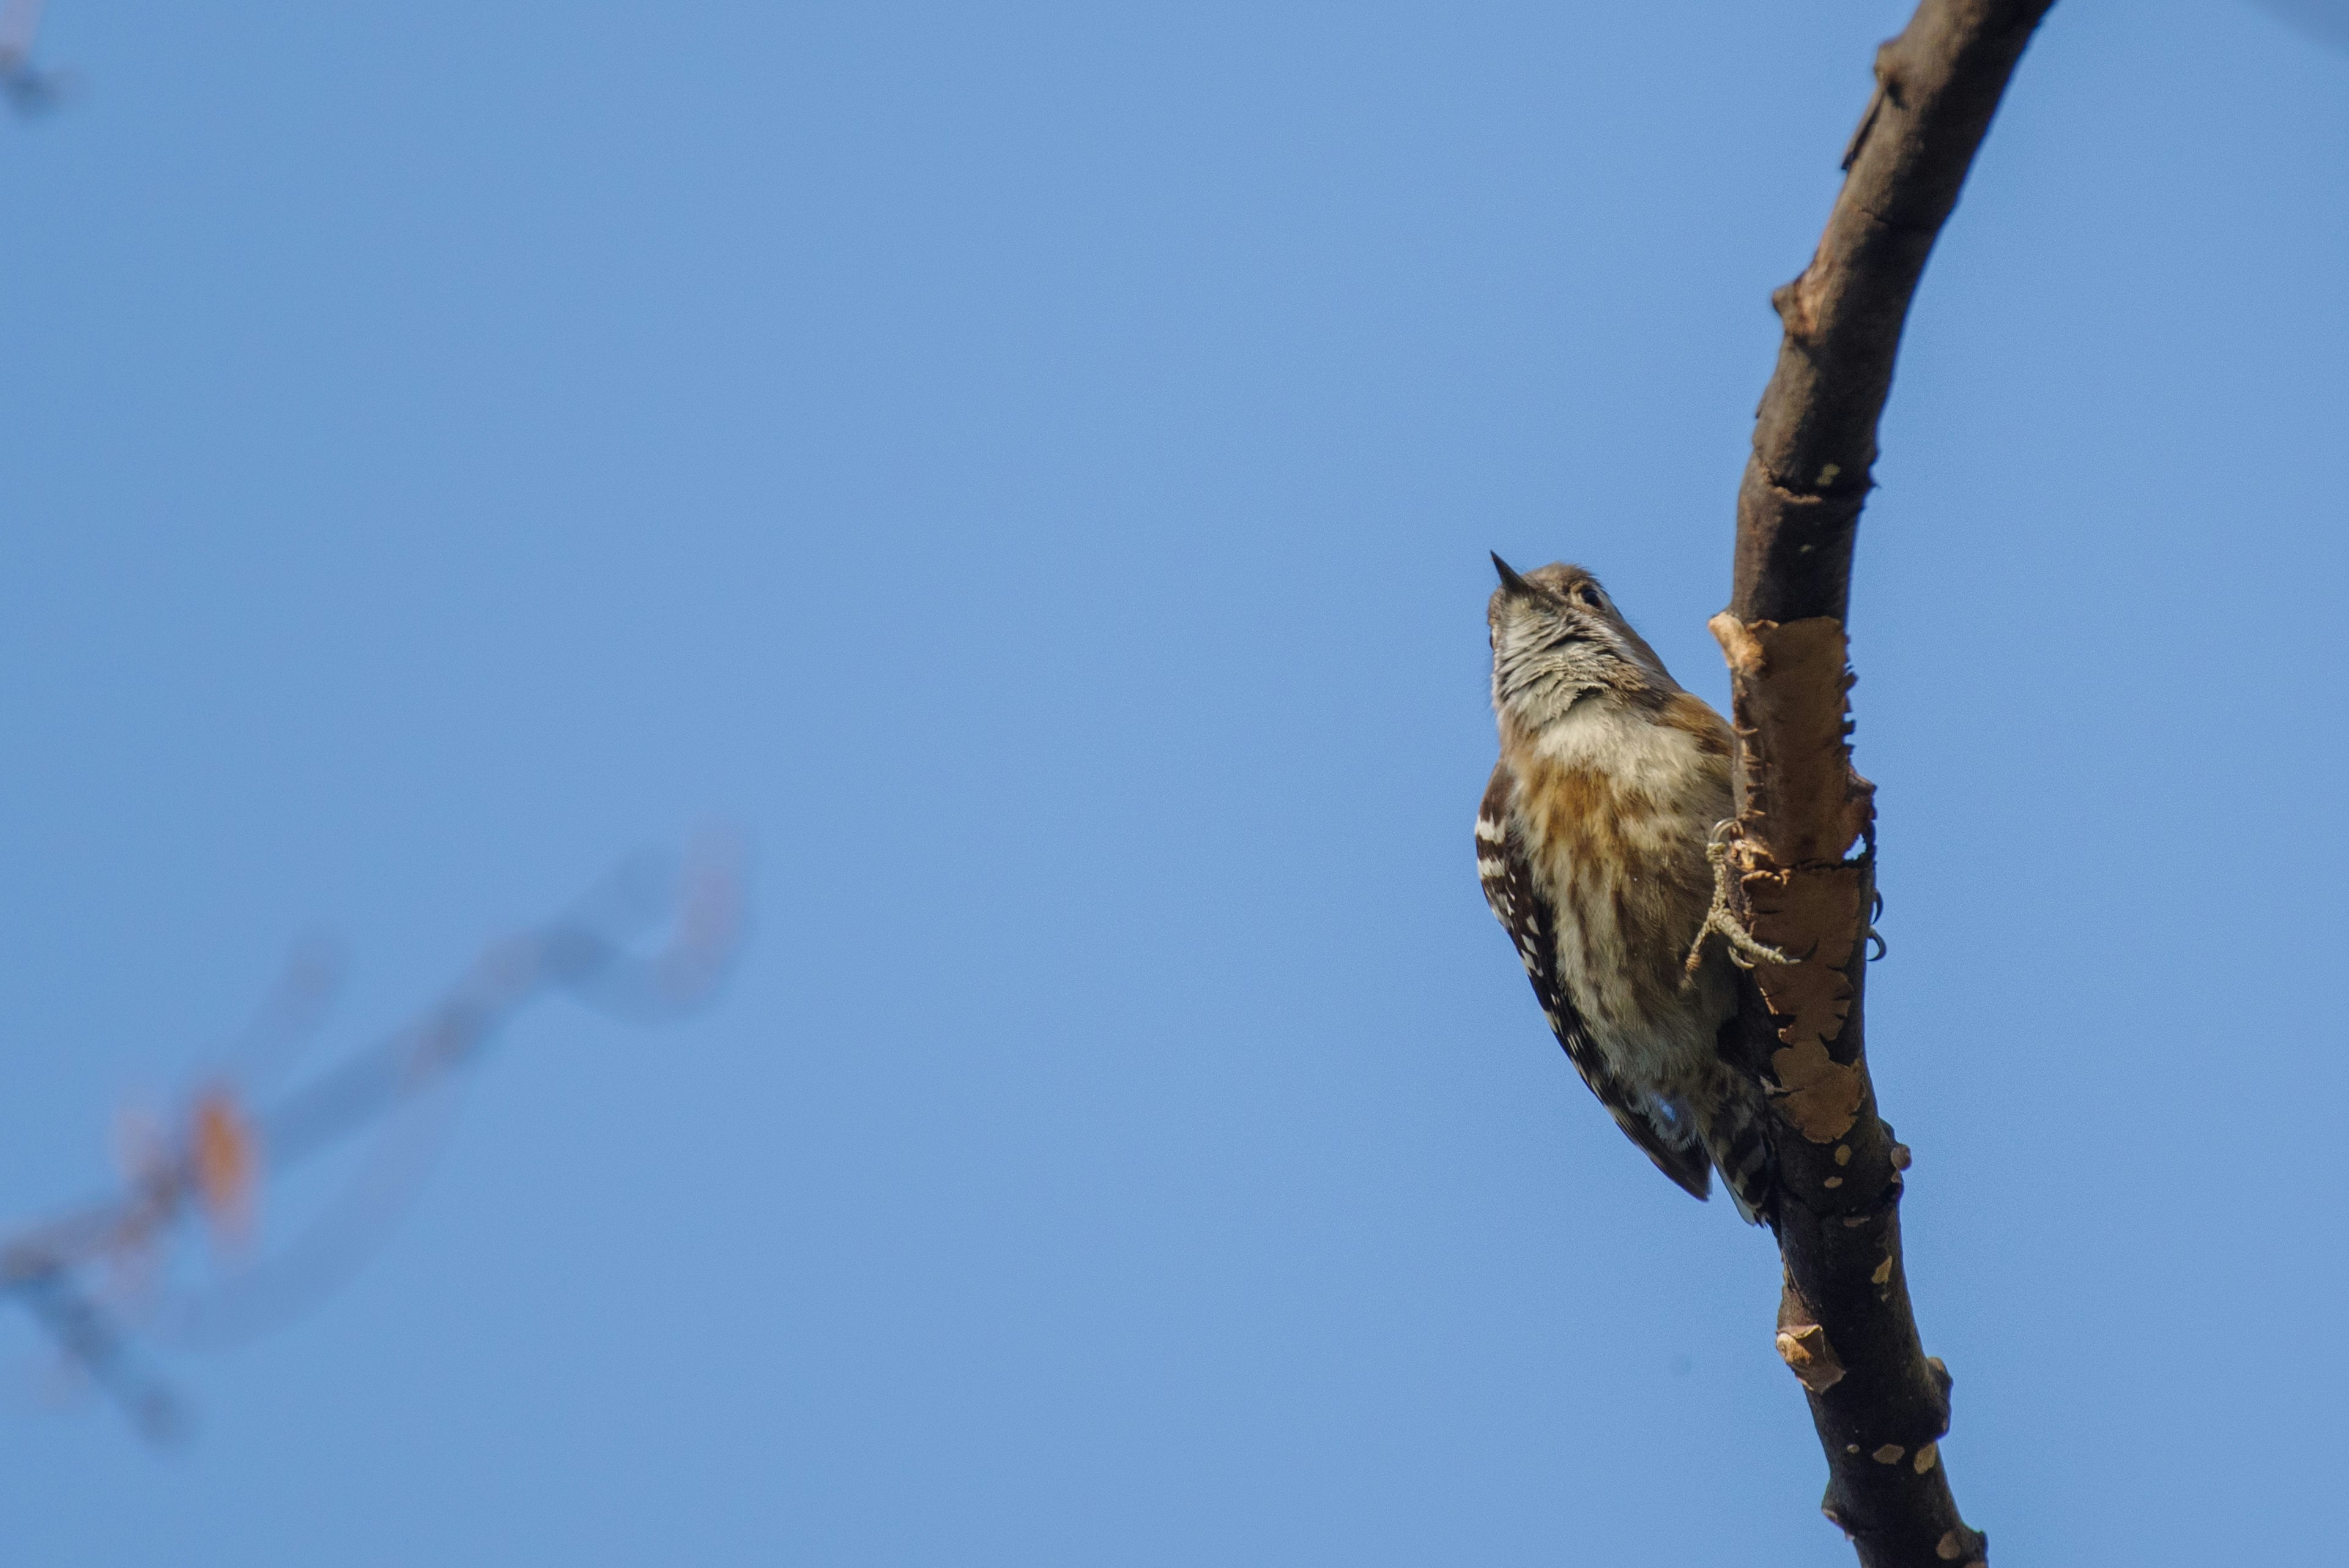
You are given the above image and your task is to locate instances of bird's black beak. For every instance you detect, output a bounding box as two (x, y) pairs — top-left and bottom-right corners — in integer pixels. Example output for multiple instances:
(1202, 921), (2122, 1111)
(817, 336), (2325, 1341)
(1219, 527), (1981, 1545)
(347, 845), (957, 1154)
(1491, 552), (1536, 597)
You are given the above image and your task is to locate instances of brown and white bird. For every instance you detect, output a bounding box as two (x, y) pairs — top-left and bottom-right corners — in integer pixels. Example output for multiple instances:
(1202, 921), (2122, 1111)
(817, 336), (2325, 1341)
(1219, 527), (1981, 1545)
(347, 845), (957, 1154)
(1476, 555), (1773, 1221)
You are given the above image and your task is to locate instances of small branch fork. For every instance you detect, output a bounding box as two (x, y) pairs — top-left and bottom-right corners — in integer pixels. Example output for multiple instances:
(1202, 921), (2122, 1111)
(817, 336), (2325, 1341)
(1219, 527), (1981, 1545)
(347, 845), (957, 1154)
(1710, 2), (2053, 1564)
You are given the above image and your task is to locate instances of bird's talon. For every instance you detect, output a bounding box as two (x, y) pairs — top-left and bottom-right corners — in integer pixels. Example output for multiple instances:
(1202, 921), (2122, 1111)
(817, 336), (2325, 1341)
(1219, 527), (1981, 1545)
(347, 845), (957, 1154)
(1685, 826), (1794, 976)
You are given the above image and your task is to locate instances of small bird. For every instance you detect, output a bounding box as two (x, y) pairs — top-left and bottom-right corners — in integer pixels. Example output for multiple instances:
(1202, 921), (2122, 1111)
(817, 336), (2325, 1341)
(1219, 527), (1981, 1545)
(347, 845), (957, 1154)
(1476, 555), (1773, 1221)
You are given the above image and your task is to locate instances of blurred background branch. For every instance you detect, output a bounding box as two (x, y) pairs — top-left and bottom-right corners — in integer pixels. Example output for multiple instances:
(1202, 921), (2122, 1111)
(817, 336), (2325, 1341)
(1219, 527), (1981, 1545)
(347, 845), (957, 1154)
(0, 836), (748, 1441)
(0, 0), (68, 117)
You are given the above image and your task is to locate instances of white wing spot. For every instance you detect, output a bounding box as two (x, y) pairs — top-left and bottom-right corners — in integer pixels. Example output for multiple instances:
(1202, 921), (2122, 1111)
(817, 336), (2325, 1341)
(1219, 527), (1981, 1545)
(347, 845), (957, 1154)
(1475, 816), (1507, 844)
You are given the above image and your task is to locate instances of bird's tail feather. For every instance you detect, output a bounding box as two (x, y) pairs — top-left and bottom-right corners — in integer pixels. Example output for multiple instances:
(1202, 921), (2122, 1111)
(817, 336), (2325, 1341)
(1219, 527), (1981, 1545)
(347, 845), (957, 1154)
(1694, 1071), (1775, 1225)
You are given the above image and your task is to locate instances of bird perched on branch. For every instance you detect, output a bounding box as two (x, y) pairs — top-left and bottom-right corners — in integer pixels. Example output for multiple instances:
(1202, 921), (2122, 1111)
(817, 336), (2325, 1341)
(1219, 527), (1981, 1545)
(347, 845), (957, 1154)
(1476, 555), (1775, 1221)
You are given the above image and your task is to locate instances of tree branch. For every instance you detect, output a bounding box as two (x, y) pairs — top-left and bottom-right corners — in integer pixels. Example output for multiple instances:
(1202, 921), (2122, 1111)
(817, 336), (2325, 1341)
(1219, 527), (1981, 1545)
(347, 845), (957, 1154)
(1709, 4), (2053, 1564)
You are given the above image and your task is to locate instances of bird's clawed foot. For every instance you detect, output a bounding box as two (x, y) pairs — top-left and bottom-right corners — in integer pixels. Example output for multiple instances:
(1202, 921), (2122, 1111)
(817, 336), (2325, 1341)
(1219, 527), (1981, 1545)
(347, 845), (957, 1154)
(1683, 822), (1795, 981)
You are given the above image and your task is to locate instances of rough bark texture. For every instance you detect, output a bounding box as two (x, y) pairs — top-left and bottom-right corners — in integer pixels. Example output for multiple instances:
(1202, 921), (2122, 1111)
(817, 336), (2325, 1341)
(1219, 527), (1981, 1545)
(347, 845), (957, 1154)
(1712, 3), (2054, 1564)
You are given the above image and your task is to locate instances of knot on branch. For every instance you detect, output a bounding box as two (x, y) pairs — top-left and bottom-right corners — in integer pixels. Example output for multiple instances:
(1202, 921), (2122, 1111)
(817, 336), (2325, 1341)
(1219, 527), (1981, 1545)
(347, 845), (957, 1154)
(1744, 467), (1874, 547)
(1772, 272), (1824, 344)
(1776, 1277), (1847, 1394)
(1936, 1533), (1989, 1568)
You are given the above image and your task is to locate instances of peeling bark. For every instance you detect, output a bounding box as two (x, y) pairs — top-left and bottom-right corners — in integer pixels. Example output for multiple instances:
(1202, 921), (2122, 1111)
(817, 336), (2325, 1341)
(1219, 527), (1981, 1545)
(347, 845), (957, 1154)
(1713, 2), (2054, 1564)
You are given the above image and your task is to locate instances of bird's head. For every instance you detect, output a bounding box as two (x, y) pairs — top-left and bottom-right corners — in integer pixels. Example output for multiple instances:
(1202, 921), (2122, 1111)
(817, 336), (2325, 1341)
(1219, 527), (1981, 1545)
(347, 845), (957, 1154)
(1486, 555), (1678, 732)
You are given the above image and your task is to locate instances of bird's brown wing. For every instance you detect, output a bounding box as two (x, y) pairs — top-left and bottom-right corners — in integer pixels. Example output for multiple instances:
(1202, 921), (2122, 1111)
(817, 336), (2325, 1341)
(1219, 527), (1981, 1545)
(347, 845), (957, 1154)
(1477, 765), (1712, 1202)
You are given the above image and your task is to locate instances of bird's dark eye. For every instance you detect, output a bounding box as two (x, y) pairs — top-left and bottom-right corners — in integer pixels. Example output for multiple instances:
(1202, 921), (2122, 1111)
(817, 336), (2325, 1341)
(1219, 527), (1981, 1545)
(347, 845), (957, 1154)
(1576, 585), (1605, 609)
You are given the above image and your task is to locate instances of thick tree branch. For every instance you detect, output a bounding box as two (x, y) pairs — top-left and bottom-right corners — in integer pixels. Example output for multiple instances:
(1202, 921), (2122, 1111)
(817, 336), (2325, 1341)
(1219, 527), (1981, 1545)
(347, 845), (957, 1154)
(1709, 4), (2052, 1564)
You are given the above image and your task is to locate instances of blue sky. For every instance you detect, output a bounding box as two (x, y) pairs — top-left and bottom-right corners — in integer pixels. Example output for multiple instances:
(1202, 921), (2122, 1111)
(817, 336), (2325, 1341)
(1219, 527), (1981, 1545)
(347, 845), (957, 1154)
(2, 2), (2343, 1563)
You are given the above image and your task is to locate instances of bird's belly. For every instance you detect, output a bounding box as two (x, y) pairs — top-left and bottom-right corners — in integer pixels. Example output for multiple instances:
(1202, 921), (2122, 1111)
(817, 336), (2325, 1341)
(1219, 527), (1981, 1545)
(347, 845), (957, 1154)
(1512, 718), (1737, 1095)
(1542, 835), (1730, 1094)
